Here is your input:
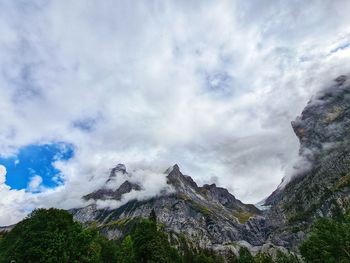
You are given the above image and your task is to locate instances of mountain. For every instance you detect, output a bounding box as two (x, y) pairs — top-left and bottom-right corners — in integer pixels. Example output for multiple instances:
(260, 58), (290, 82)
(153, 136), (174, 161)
(264, 74), (350, 247)
(72, 164), (269, 254)
(72, 74), (350, 255)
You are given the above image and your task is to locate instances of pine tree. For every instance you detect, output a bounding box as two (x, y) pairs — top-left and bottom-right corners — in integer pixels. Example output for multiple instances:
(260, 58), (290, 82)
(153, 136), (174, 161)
(149, 209), (157, 223)
(117, 235), (137, 263)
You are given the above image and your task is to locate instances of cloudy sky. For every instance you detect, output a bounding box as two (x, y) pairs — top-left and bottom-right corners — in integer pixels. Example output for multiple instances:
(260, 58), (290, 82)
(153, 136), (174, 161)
(1, 0), (350, 225)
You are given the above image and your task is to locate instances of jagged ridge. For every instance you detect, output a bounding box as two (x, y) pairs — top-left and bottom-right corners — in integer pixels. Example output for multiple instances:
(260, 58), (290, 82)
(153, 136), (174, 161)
(73, 163), (266, 254)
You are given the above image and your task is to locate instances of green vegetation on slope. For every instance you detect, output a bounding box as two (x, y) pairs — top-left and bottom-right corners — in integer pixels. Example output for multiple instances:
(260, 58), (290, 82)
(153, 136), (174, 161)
(233, 211), (253, 224)
(2, 208), (350, 262)
(300, 213), (350, 263)
(0, 209), (225, 263)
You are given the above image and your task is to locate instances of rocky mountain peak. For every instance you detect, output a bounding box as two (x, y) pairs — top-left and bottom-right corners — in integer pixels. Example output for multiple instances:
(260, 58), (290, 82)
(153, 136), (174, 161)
(109, 163), (127, 178)
(84, 163), (140, 201)
(172, 163), (180, 171)
(166, 164), (198, 190)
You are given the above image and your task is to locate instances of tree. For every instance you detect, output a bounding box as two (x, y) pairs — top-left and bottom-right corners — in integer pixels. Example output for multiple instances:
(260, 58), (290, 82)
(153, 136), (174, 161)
(300, 215), (350, 263)
(149, 209), (157, 223)
(274, 251), (299, 263)
(96, 235), (119, 263)
(0, 208), (117, 263)
(192, 249), (225, 263)
(117, 235), (137, 263)
(238, 247), (255, 263)
(254, 252), (273, 263)
(194, 254), (214, 263)
(131, 219), (181, 263)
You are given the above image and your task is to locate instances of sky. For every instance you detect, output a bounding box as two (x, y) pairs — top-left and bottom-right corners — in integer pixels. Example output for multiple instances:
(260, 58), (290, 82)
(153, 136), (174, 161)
(1, 0), (350, 225)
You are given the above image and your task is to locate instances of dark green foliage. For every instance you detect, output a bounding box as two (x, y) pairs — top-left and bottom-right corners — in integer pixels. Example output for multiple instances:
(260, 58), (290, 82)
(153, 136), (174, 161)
(193, 253), (216, 263)
(0, 208), (117, 263)
(117, 235), (137, 263)
(96, 235), (119, 263)
(274, 251), (299, 263)
(149, 209), (157, 223)
(192, 250), (225, 263)
(238, 247), (255, 263)
(254, 252), (273, 263)
(300, 214), (350, 263)
(131, 218), (181, 263)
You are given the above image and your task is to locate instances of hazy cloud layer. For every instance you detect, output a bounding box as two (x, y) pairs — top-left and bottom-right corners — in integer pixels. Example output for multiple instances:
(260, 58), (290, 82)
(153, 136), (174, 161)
(1, 0), (350, 225)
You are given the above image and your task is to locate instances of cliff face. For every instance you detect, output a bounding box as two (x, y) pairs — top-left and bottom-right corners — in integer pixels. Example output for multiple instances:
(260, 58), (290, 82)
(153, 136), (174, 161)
(292, 75), (350, 154)
(265, 75), (350, 247)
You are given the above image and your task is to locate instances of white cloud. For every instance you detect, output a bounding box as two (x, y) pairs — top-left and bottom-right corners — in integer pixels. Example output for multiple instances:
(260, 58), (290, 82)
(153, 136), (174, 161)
(0, 165), (37, 225)
(28, 175), (43, 192)
(1, 0), (350, 225)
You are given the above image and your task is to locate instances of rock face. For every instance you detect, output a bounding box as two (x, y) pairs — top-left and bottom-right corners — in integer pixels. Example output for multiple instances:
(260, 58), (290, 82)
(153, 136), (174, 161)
(73, 164), (268, 253)
(72, 74), (350, 253)
(264, 75), (350, 247)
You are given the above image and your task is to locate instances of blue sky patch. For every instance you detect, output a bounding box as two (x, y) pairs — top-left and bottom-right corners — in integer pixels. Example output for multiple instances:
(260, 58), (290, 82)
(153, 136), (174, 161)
(0, 143), (74, 191)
